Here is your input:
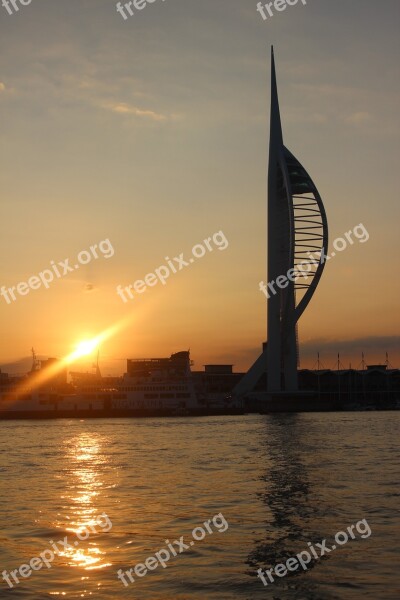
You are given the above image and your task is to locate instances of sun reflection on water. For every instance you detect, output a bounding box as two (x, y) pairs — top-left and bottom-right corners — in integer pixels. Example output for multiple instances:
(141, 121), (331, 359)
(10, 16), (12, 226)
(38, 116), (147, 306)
(56, 432), (112, 571)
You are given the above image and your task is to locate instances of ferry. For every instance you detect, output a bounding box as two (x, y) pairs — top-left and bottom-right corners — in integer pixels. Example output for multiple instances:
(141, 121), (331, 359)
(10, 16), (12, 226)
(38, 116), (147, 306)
(0, 351), (244, 419)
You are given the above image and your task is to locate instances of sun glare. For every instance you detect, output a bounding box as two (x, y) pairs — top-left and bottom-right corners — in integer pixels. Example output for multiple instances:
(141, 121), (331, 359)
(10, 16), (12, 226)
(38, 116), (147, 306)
(74, 339), (99, 359)
(13, 314), (140, 396)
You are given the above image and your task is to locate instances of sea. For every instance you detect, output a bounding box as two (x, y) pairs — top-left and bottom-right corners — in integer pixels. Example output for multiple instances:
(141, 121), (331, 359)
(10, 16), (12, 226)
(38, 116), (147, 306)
(0, 413), (399, 599)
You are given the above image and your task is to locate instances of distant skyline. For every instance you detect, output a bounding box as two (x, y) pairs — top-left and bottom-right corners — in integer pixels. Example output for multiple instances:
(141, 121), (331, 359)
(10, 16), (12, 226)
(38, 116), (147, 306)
(1, 0), (399, 373)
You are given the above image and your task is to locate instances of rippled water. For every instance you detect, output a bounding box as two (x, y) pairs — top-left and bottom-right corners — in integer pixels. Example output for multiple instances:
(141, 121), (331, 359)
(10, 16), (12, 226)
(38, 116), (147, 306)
(0, 413), (399, 599)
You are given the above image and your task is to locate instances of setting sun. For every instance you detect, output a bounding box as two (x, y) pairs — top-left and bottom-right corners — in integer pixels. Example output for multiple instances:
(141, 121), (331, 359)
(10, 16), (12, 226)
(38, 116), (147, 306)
(74, 339), (99, 359)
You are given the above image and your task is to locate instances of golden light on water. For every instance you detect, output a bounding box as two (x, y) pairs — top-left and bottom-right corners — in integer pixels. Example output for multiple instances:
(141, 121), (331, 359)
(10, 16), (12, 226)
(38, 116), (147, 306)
(55, 433), (113, 572)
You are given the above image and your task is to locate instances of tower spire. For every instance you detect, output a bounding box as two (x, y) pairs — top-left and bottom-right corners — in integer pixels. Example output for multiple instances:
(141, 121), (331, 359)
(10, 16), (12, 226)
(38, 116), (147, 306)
(270, 46), (283, 148)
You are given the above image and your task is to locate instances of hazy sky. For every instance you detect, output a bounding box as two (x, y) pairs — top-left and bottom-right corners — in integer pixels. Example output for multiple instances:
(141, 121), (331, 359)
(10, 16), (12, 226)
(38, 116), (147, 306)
(0, 0), (399, 374)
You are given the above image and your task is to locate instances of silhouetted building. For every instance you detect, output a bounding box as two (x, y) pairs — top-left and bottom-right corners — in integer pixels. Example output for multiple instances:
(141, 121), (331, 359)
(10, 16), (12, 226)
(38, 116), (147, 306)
(126, 351), (192, 381)
(193, 365), (243, 398)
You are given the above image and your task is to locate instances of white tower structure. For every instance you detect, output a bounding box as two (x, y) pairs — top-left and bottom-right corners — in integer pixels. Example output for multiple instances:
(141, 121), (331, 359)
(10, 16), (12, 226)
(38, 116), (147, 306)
(235, 48), (328, 396)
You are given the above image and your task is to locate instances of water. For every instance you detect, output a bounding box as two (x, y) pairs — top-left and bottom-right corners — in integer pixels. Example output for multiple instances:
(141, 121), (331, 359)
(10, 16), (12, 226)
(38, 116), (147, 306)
(0, 413), (399, 599)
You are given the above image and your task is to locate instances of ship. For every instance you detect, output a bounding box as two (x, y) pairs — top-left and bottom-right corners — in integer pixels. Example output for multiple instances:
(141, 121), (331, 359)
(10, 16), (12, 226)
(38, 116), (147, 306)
(0, 350), (244, 419)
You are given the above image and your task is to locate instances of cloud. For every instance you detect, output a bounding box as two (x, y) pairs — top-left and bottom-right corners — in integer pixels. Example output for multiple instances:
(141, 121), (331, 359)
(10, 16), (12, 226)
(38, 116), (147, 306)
(292, 82), (364, 99)
(101, 101), (167, 122)
(225, 336), (400, 371)
(301, 335), (400, 364)
(288, 83), (377, 129)
(344, 111), (372, 125)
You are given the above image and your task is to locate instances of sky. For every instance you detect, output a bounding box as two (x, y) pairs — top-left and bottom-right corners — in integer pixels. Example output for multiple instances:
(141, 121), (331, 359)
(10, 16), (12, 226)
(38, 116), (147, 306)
(0, 0), (399, 375)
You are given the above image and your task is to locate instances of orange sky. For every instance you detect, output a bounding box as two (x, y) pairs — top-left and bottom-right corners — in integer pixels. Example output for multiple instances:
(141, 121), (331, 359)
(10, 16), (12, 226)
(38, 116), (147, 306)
(0, 0), (399, 374)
